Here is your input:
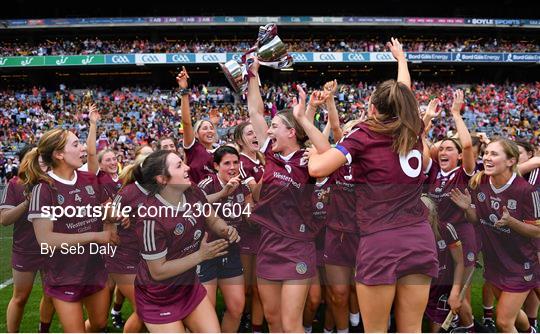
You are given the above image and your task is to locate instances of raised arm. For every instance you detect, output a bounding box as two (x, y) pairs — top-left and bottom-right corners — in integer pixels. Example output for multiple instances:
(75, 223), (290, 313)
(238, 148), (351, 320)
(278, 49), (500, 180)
(323, 80), (343, 142)
(421, 98), (440, 172)
(177, 67), (195, 148)
(450, 90), (475, 175)
(247, 57), (268, 144)
(387, 37), (411, 88)
(518, 156), (540, 175)
(423, 98), (440, 135)
(86, 103), (100, 174)
(292, 86), (332, 155)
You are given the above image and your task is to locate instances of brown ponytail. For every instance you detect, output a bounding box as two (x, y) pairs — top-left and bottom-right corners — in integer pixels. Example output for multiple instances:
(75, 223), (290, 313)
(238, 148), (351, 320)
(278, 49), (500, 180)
(18, 148), (40, 192)
(365, 80), (422, 155)
(119, 153), (148, 187)
(19, 128), (70, 190)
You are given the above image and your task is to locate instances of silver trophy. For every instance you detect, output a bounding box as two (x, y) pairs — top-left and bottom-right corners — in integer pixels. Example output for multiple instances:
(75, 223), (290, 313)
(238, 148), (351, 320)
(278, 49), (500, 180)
(221, 24), (294, 93)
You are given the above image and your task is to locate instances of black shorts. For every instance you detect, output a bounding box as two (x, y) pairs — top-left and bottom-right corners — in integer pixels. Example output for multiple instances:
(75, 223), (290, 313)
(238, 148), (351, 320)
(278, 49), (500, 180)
(197, 246), (243, 283)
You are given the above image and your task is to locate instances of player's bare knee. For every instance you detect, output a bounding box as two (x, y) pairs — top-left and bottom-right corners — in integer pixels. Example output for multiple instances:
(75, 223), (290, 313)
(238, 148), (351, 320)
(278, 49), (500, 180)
(330, 289), (348, 306)
(11, 293), (30, 306)
(495, 316), (514, 332)
(225, 298), (245, 319)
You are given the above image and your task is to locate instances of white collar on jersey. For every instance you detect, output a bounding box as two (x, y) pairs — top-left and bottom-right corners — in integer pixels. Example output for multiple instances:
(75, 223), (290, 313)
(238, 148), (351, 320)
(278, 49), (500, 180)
(240, 152), (260, 164)
(48, 170), (77, 186)
(134, 181), (149, 196)
(279, 150), (297, 162)
(315, 177), (330, 187)
(96, 168), (119, 182)
(440, 166), (460, 178)
(216, 175), (227, 188)
(489, 172), (517, 194)
(155, 193), (186, 210)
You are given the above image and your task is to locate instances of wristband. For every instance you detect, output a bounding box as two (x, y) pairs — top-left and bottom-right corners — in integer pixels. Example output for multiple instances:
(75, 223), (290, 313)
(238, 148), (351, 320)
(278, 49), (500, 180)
(179, 88), (191, 96)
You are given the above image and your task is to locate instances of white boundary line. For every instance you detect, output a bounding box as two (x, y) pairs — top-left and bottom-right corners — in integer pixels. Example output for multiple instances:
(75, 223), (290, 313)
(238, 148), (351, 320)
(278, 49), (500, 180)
(0, 278), (13, 290)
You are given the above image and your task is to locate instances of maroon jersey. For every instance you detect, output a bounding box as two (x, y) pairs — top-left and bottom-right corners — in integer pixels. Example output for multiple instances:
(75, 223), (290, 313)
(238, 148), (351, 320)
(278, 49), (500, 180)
(426, 222), (461, 323)
(135, 187), (208, 300)
(0, 177), (40, 255)
(524, 167), (540, 191)
(27, 171), (108, 287)
(312, 178), (330, 224)
(470, 173), (539, 284)
(336, 123), (428, 235)
(198, 173), (250, 233)
(433, 223), (461, 286)
(183, 139), (216, 184)
(326, 165), (357, 233)
(426, 162), (473, 226)
(110, 181), (149, 259)
(97, 170), (122, 198)
(250, 138), (318, 240)
(239, 153), (264, 183)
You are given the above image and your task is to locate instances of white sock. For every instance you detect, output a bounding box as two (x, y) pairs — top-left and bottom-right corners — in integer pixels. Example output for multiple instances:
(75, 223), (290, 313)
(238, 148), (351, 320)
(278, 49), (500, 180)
(304, 325), (312, 333)
(324, 328), (333, 333)
(337, 328), (349, 333)
(349, 312), (360, 326)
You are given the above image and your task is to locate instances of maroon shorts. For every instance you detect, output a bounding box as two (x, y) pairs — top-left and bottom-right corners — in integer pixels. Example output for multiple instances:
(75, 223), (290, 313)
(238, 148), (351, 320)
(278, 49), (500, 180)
(355, 222), (438, 285)
(45, 282), (107, 302)
(11, 251), (45, 272)
(316, 228), (325, 268)
(256, 227), (316, 281)
(43, 266), (108, 302)
(105, 246), (140, 275)
(135, 282), (207, 324)
(239, 225), (260, 255)
(324, 228), (359, 268)
(453, 222), (478, 267)
(425, 284), (452, 325)
(484, 266), (540, 293)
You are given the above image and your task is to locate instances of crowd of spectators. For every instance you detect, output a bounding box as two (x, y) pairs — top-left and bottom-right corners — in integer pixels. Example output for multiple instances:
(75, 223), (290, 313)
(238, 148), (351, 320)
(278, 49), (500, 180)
(1, 36), (538, 57)
(0, 80), (538, 183)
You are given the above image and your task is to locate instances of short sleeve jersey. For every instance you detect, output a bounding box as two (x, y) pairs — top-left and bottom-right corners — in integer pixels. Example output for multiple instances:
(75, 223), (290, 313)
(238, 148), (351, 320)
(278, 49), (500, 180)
(250, 139), (317, 240)
(336, 123), (428, 235)
(135, 187), (208, 292)
(27, 171), (108, 286)
(183, 139), (216, 184)
(470, 173), (539, 280)
(0, 177), (40, 255)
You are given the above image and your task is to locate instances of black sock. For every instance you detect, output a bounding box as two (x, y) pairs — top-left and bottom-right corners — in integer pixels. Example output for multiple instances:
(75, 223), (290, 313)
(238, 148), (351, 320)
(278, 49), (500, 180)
(483, 305), (494, 320)
(38, 322), (51, 333)
(112, 303), (122, 313)
(528, 317), (537, 328)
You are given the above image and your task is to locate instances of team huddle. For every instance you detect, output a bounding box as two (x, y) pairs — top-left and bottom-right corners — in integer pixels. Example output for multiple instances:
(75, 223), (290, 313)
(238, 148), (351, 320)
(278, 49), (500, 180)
(0, 38), (539, 333)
